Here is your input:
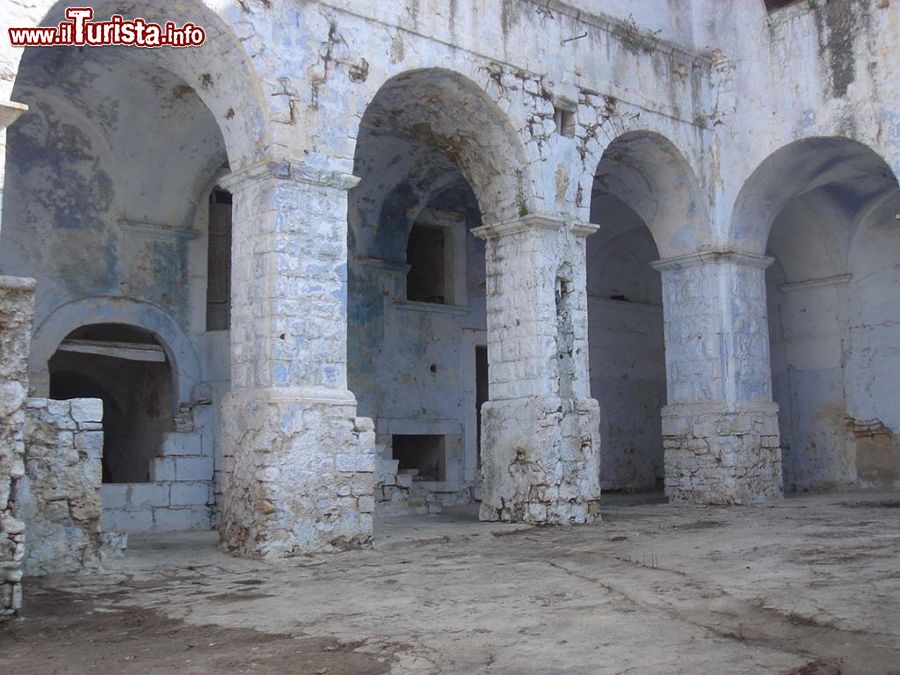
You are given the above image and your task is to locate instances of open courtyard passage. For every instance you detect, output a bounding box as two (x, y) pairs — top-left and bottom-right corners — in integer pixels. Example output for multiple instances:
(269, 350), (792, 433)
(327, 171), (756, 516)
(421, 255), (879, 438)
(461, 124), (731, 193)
(2, 491), (899, 674)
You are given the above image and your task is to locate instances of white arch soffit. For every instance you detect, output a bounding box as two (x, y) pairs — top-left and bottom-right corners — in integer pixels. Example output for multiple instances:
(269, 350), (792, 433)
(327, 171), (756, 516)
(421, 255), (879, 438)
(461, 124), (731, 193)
(592, 131), (708, 258)
(355, 67), (535, 225)
(30, 297), (201, 409)
(731, 137), (900, 255)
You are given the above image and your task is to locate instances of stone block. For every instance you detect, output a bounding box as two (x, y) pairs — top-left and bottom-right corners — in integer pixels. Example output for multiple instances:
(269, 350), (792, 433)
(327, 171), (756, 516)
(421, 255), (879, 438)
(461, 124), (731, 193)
(169, 482), (211, 507)
(152, 507), (212, 532)
(70, 398), (103, 424)
(100, 484), (130, 510)
(150, 457), (176, 482)
(336, 453), (374, 473)
(101, 507), (154, 534)
(128, 483), (171, 509)
(175, 457), (212, 482)
(75, 431), (104, 459)
(163, 432), (203, 456)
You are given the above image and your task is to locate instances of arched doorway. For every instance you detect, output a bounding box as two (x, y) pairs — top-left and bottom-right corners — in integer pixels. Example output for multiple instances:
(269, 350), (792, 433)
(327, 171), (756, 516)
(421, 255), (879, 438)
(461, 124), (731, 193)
(587, 131), (708, 498)
(1, 1), (264, 532)
(348, 68), (526, 520)
(49, 324), (173, 484)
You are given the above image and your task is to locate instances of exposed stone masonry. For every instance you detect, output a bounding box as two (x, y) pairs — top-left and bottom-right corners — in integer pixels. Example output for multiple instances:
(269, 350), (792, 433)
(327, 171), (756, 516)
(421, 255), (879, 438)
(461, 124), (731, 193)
(0, 276), (34, 619)
(20, 397), (105, 576)
(662, 402), (782, 504)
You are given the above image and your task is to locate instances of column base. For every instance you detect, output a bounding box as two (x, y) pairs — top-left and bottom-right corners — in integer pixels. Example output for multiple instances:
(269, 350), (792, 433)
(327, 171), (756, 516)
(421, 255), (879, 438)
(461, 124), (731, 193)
(479, 396), (601, 525)
(662, 402), (782, 504)
(219, 388), (376, 558)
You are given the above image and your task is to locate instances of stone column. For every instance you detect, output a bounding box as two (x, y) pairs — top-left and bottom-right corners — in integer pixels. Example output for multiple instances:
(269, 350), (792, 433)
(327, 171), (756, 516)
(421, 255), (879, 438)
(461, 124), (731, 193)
(0, 100), (31, 619)
(473, 215), (601, 525)
(652, 251), (782, 504)
(0, 100), (28, 240)
(0, 276), (35, 620)
(218, 160), (376, 558)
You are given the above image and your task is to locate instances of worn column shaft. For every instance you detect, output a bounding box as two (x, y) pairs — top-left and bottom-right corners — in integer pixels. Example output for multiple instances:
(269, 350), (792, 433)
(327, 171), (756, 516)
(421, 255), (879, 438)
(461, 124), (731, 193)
(474, 215), (601, 524)
(218, 160), (375, 558)
(653, 251), (782, 504)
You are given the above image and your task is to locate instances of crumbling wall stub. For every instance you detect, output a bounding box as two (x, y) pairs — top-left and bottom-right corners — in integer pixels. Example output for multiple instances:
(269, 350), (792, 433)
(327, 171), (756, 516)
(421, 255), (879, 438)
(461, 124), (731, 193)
(0, 276), (35, 620)
(19, 397), (107, 576)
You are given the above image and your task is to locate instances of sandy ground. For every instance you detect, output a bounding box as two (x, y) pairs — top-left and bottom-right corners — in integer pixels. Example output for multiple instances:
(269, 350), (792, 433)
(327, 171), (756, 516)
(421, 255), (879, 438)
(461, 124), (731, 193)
(2, 491), (899, 674)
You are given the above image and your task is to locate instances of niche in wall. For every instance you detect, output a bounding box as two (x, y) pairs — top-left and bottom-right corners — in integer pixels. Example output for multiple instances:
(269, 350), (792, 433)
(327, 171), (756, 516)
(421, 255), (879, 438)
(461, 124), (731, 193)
(392, 434), (446, 481)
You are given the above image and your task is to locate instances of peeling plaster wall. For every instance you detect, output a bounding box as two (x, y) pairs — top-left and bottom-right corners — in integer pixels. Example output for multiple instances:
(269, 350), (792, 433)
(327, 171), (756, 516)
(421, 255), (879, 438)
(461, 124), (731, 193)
(692, 0), (900, 243)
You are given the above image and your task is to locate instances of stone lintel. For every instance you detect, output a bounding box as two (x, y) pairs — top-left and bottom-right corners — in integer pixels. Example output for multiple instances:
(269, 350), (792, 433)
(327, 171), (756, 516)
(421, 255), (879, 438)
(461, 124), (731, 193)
(651, 249), (774, 272)
(220, 158), (361, 192)
(0, 100), (29, 130)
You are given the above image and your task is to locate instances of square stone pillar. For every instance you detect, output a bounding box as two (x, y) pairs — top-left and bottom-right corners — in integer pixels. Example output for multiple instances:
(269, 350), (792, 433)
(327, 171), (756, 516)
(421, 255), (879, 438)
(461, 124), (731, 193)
(218, 160), (376, 558)
(473, 216), (601, 524)
(0, 100), (33, 619)
(652, 251), (782, 504)
(0, 100), (29, 241)
(0, 276), (35, 619)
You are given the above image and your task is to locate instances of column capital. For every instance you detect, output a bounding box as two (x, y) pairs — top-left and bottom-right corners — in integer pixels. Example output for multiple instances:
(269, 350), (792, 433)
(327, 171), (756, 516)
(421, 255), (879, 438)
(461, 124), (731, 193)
(651, 249), (774, 272)
(570, 221), (599, 238)
(0, 100), (28, 131)
(220, 158), (361, 192)
(472, 213), (565, 241)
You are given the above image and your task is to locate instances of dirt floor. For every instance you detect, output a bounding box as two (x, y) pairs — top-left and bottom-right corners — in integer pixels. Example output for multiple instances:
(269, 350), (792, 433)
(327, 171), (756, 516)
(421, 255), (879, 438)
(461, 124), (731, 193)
(2, 491), (900, 674)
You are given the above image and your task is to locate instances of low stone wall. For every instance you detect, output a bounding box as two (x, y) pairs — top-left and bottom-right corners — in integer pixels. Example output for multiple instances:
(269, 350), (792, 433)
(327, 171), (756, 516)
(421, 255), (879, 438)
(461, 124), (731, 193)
(662, 402), (783, 504)
(374, 455), (471, 516)
(19, 398), (104, 576)
(102, 480), (213, 533)
(0, 276), (35, 620)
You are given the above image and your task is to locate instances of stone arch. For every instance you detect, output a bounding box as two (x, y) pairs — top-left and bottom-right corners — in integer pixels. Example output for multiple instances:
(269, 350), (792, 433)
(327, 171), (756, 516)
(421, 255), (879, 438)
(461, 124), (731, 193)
(731, 137), (898, 256)
(591, 130), (710, 259)
(752, 138), (900, 491)
(352, 67), (535, 235)
(11, 0), (269, 169)
(29, 297), (201, 412)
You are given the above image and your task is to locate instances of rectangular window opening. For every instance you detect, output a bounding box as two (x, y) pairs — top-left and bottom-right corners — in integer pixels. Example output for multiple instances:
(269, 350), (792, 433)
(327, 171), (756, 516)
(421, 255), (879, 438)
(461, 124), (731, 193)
(406, 223), (447, 304)
(206, 188), (233, 331)
(554, 106), (576, 138)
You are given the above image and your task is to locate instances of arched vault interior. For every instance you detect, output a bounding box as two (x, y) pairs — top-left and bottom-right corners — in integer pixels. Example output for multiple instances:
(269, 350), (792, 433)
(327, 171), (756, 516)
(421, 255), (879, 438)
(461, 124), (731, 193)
(348, 70), (507, 511)
(757, 139), (900, 491)
(587, 133), (675, 493)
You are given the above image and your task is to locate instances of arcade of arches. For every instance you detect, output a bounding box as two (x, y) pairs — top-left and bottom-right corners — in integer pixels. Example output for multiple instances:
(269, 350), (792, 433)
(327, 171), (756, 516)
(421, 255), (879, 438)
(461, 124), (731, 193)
(0, 0), (897, 603)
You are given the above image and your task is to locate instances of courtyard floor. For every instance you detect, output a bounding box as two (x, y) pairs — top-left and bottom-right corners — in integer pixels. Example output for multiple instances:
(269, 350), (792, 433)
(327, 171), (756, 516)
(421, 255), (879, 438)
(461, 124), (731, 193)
(2, 491), (899, 674)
